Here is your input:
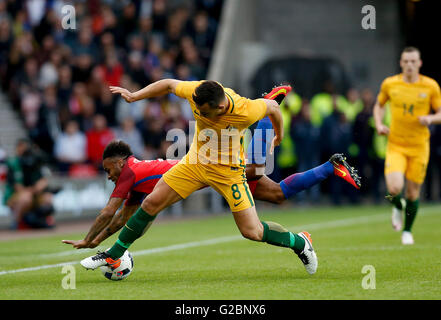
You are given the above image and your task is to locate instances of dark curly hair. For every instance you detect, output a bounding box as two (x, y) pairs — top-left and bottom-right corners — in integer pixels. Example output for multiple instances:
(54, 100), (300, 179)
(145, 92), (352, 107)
(102, 140), (133, 160)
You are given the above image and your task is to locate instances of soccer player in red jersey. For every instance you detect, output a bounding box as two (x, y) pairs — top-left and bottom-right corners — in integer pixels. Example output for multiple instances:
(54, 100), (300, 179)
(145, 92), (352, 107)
(63, 142), (360, 250)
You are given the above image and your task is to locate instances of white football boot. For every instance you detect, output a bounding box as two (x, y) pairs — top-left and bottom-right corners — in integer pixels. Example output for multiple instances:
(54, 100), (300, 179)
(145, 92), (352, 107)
(401, 231), (414, 245)
(391, 198), (406, 232)
(80, 251), (121, 270)
(295, 231), (318, 275)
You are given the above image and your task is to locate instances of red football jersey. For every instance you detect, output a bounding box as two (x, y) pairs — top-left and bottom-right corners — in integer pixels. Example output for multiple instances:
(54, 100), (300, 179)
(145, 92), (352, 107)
(110, 156), (179, 205)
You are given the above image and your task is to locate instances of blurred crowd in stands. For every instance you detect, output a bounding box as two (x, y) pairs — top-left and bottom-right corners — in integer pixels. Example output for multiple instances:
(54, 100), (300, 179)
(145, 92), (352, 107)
(0, 0), (223, 228)
(0, 0), (222, 176)
(1, 0), (441, 230)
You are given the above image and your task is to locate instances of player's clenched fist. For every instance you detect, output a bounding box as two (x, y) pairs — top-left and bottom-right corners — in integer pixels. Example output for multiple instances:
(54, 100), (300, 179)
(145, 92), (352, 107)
(418, 115), (432, 126)
(376, 123), (390, 135)
(109, 86), (135, 103)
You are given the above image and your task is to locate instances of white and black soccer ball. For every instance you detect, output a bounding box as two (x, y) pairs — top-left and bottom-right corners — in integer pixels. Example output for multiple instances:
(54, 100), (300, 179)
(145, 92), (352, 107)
(100, 250), (134, 281)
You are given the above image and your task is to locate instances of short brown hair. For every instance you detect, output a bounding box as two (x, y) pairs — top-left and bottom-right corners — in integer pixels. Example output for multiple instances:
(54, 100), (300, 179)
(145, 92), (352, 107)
(402, 46), (421, 56)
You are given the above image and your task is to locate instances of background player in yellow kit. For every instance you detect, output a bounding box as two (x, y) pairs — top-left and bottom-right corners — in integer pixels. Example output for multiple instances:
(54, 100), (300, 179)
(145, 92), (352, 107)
(80, 79), (318, 274)
(374, 47), (441, 244)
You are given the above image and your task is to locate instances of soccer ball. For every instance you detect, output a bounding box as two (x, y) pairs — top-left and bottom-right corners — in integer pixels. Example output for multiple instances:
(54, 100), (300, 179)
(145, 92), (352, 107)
(100, 250), (134, 281)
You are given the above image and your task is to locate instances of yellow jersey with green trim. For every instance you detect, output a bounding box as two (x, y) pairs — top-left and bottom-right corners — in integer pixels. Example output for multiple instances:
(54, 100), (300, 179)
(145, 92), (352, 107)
(175, 81), (267, 167)
(377, 74), (441, 148)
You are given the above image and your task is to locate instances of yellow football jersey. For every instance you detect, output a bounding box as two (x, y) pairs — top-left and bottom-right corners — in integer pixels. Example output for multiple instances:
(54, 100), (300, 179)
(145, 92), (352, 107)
(175, 81), (267, 167)
(377, 74), (441, 147)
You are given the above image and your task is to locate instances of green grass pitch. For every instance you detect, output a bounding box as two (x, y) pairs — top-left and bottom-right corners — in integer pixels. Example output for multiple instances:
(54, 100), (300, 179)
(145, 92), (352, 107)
(1, 204), (440, 300)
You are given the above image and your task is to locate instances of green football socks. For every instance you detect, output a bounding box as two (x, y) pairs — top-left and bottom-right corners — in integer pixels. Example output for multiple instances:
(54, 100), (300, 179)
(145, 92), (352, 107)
(260, 221), (305, 253)
(403, 198), (419, 232)
(107, 207), (156, 259)
(387, 194), (404, 210)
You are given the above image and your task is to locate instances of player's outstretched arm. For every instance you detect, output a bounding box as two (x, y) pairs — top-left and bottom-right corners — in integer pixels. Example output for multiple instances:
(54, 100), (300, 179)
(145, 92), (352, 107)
(263, 99), (283, 154)
(109, 79), (181, 103)
(62, 197), (124, 249)
(373, 100), (390, 135)
(90, 204), (139, 248)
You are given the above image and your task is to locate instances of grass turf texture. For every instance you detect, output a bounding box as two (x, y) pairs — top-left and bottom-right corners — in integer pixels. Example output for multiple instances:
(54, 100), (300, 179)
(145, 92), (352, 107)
(1, 204), (440, 300)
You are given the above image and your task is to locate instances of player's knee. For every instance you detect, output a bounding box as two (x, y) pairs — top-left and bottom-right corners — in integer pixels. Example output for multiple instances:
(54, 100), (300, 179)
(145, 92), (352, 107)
(274, 190), (286, 205)
(388, 185), (402, 196)
(405, 189), (420, 201)
(18, 191), (33, 205)
(141, 197), (161, 216)
(239, 225), (263, 241)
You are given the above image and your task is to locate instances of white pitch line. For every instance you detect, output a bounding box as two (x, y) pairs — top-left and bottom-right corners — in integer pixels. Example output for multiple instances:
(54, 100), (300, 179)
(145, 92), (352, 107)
(0, 261), (78, 275)
(1, 207), (439, 276)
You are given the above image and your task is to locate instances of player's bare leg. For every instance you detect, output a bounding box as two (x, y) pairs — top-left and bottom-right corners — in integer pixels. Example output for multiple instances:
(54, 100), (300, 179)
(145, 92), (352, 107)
(141, 178), (183, 215)
(252, 175), (286, 204)
(81, 178), (183, 269)
(404, 179), (421, 201)
(385, 172), (405, 196)
(232, 206), (317, 274)
(385, 172), (406, 232)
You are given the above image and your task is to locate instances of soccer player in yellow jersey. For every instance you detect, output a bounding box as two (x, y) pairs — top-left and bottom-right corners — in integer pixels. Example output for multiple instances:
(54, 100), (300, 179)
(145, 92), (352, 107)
(80, 79), (318, 274)
(374, 47), (441, 245)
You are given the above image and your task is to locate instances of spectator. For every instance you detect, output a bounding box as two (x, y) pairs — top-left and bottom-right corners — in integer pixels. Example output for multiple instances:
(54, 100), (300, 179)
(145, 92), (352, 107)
(152, 0), (168, 33)
(352, 88), (375, 198)
(138, 101), (167, 159)
(86, 114), (115, 168)
(118, 2), (139, 45)
(0, 17), (12, 87)
(15, 56), (40, 97)
(114, 117), (145, 159)
(38, 48), (62, 89)
(159, 50), (176, 78)
(54, 120), (87, 173)
(143, 36), (162, 75)
(196, 0), (224, 21)
(181, 40), (205, 79)
(1, 0), (224, 180)
(4, 139), (55, 229)
(189, 10), (216, 66)
(33, 85), (62, 157)
(72, 27), (99, 61)
(56, 64), (73, 104)
(309, 81), (347, 127)
(320, 96), (354, 205)
(0, 143), (6, 183)
(126, 50), (149, 87)
(116, 77), (146, 124)
(292, 99), (321, 203)
(97, 51), (124, 87)
(138, 16), (153, 45)
(76, 95), (97, 133)
(341, 88), (363, 123)
(71, 53), (94, 83)
(96, 84), (117, 127)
